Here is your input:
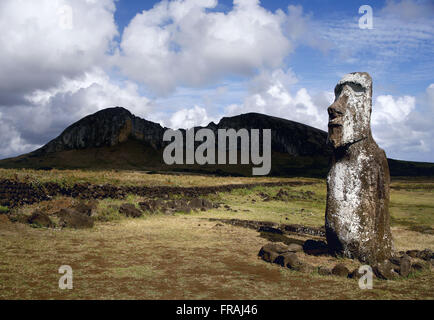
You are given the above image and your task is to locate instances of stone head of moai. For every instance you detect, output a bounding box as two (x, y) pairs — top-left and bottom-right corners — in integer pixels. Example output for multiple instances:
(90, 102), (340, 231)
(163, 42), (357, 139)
(327, 72), (372, 149)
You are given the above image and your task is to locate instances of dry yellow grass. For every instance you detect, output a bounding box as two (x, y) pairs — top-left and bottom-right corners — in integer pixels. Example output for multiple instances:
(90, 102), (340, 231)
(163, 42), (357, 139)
(0, 171), (433, 300)
(0, 215), (433, 300)
(0, 168), (311, 187)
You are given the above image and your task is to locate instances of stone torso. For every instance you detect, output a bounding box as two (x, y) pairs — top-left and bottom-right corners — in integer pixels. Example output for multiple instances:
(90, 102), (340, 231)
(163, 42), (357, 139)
(326, 137), (392, 264)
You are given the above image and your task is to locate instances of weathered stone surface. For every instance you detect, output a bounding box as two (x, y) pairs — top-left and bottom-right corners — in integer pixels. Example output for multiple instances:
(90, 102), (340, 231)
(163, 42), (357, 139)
(331, 263), (350, 277)
(72, 200), (98, 217)
(406, 250), (419, 258)
(411, 261), (429, 272)
(28, 211), (54, 228)
(281, 252), (302, 270)
(298, 263), (315, 273)
(325, 72), (393, 265)
(58, 208), (94, 229)
(399, 255), (411, 277)
(418, 249), (433, 261)
(258, 226), (283, 234)
(318, 266), (332, 276)
(119, 203), (143, 218)
(286, 243), (304, 252)
(349, 268), (361, 280)
(258, 243), (290, 263)
(373, 260), (397, 280)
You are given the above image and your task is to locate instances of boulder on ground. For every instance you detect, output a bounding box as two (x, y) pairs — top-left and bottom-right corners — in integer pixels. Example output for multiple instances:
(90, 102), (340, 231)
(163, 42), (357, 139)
(331, 263), (349, 277)
(349, 268), (361, 280)
(411, 261), (430, 272)
(58, 208), (94, 229)
(399, 255), (412, 277)
(258, 226), (283, 234)
(318, 266), (332, 276)
(418, 249), (433, 261)
(279, 252), (302, 270)
(258, 243), (290, 263)
(373, 260), (397, 280)
(286, 243), (303, 252)
(72, 200), (98, 217)
(406, 250), (419, 258)
(188, 198), (203, 209)
(119, 203), (143, 218)
(303, 239), (329, 256)
(298, 263), (315, 273)
(28, 211), (55, 228)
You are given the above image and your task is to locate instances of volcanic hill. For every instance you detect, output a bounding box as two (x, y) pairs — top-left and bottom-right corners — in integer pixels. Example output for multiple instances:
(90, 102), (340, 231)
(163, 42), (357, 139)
(0, 107), (432, 177)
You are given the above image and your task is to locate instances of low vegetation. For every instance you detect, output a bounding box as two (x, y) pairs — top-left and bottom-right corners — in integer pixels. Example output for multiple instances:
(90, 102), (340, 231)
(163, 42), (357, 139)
(0, 170), (433, 299)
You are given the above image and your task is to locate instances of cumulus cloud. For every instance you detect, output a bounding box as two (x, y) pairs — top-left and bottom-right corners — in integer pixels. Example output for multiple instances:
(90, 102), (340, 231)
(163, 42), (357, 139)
(371, 85), (434, 160)
(0, 0), (118, 105)
(115, 0), (313, 94)
(225, 69), (332, 130)
(169, 105), (214, 129)
(0, 69), (155, 159)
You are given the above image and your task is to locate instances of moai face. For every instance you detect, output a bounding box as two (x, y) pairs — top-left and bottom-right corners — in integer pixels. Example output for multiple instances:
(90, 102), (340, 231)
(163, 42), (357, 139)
(327, 72), (373, 148)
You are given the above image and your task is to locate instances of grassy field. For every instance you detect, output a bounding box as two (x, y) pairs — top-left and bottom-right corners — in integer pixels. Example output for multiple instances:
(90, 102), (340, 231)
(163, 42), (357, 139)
(0, 170), (433, 300)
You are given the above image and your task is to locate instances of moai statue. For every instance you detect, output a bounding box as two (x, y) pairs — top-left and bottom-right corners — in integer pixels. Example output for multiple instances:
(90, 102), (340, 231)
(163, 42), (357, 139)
(325, 72), (393, 264)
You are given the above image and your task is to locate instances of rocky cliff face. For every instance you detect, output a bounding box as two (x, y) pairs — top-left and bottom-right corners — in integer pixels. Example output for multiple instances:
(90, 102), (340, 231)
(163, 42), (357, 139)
(2, 107), (430, 176)
(32, 107), (331, 158)
(213, 113), (331, 157)
(33, 107), (166, 155)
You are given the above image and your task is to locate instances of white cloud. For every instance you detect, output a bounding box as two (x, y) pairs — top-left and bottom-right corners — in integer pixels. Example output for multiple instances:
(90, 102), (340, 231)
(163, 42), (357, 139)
(0, 0), (118, 105)
(115, 0), (309, 94)
(0, 69), (155, 159)
(225, 69), (331, 130)
(381, 0), (434, 20)
(169, 105), (213, 129)
(372, 95), (416, 125)
(313, 0), (434, 80)
(371, 85), (434, 160)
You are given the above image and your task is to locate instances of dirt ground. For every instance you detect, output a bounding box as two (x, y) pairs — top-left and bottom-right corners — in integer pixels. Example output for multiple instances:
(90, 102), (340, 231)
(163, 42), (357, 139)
(0, 172), (433, 300)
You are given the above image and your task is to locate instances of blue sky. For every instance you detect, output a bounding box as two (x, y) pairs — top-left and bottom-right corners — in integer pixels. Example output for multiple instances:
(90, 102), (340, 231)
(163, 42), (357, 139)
(0, 0), (433, 162)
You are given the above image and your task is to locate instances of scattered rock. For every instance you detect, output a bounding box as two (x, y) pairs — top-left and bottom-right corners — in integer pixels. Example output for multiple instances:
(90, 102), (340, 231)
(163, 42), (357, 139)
(399, 255), (412, 277)
(303, 239), (329, 256)
(286, 243), (303, 252)
(373, 260), (397, 280)
(258, 243), (290, 263)
(28, 211), (54, 228)
(258, 226), (283, 234)
(188, 198), (203, 209)
(406, 250), (419, 258)
(298, 263), (315, 274)
(411, 261), (429, 272)
(318, 266), (332, 276)
(417, 249), (433, 261)
(349, 268), (362, 280)
(119, 203), (143, 218)
(389, 256), (401, 266)
(58, 208), (94, 229)
(280, 252), (302, 270)
(72, 201), (98, 217)
(331, 263), (349, 277)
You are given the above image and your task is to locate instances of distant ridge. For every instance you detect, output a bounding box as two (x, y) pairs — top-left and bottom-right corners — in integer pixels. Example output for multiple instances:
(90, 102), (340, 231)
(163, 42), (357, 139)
(1, 107), (433, 177)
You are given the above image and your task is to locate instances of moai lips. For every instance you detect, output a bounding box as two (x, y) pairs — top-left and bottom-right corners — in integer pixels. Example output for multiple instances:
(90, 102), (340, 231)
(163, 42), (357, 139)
(325, 72), (393, 265)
